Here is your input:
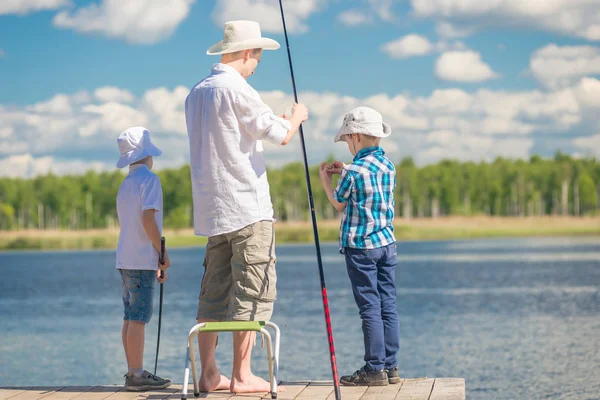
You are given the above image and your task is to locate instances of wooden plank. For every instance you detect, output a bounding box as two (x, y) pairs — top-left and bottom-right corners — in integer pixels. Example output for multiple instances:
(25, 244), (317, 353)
(429, 379), (465, 400)
(0, 389), (32, 400)
(325, 385), (369, 400)
(270, 382), (309, 400)
(105, 386), (179, 400)
(294, 382), (334, 400)
(164, 385), (233, 400)
(71, 386), (123, 400)
(41, 386), (94, 400)
(360, 382), (403, 400)
(395, 379), (434, 400)
(3, 387), (63, 400)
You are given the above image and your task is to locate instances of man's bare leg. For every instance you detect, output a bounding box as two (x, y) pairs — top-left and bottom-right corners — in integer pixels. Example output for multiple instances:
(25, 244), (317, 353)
(230, 331), (284, 393)
(197, 318), (231, 391)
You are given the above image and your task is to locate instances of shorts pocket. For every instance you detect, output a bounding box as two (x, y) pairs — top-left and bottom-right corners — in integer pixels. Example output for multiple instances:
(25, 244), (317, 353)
(241, 247), (277, 301)
(122, 270), (142, 289)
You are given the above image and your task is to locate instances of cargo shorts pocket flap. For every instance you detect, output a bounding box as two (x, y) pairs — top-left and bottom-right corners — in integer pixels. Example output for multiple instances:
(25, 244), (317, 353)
(241, 245), (277, 301)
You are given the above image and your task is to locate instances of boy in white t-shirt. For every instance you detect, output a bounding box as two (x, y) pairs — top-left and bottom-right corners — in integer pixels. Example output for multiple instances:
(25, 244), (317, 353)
(115, 126), (172, 391)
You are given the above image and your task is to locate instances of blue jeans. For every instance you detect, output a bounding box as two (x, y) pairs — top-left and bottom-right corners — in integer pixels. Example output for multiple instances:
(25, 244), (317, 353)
(344, 243), (399, 372)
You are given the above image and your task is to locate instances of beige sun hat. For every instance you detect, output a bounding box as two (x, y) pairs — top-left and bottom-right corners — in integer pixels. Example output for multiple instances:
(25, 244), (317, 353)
(334, 107), (392, 142)
(207, 20), (280, 55)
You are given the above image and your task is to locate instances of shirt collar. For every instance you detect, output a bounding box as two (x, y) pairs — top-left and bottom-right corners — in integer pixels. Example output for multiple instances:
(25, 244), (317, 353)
(128, 164), (148, 175)
(212, 63), (247, 84)
(354, 146), (384, 162)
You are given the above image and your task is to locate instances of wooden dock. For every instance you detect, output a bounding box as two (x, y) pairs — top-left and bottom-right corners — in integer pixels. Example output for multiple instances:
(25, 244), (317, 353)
(0, 379), (464, 400)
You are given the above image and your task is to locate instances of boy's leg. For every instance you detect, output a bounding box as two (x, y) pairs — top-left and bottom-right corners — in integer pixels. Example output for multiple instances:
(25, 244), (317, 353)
(120, 269), (131, 370)
(344, 247), (386, 373)
(122, 270), (170, 391)
(126, 321), (145, 370)
(197, 234), (233, 392)
(377, 244), (400, 374)
(122, 321), (129, 367)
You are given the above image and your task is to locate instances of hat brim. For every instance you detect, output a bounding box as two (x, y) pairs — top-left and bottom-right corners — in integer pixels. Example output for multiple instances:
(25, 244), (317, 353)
(116, 143), (162, 168)
(207, 37), (280, 55)
(334, 122), (392, 143)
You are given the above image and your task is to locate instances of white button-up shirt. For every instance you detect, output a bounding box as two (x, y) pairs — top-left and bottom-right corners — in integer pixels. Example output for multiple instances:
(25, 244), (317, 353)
(185, 63), (292, 236)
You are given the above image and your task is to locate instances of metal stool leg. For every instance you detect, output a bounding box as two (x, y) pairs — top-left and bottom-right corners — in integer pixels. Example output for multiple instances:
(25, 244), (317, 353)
(182, 345), (191, 400)
(182, 323), (205, 399)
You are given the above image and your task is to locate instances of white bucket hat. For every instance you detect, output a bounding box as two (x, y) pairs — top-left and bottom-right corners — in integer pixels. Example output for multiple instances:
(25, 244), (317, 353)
(116, 127), (162, 168)
(334, 107), (392, 143)
(207, 20), (280, 55)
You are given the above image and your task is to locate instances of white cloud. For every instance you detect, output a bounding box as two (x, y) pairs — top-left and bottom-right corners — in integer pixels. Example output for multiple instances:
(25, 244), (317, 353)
(574, 133), (600, 157)
(141, 86), (189, 136)
(211, 0), (325, 34)
(337, 9), (371, 26)
(435, 50), (498, 82)
(27, 94), (73, 114)
(0, 49), (5, 57)
(0, 0), (68, 15)
(53, 0), (194, 44)
(0, 154), (109, 178)
(382, 34), (434, 59)
(94, 87), (134, 103)
(338, 0), (397, 26)
(2, 79), (600, 177)
(435, 22), (475, 39)
(80, 102), (148, 137)
(574, 77), (600, 108)
(529, 44), (600, 89)
(411, 0), (600, 41)
(367, 0), (395, 22)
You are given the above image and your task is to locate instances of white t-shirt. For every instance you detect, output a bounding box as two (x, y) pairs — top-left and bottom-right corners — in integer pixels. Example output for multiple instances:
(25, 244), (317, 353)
(185, 63), (292, 237)
(116, 164), (163, 270)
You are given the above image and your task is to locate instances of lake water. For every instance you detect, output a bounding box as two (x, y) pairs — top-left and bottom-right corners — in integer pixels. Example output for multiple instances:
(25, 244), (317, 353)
(1, 237), (599, 399)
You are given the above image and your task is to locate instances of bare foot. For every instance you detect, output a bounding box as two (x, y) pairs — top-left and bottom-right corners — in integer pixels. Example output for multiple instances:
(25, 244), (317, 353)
(230, 374), (285, 393)
(199, 373), (231, 392)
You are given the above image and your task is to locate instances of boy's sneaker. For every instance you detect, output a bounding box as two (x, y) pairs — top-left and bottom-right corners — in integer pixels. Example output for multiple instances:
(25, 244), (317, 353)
(340, 366), (388, 386)
(385, 367), (401, 384)
(124, 370), (171, 391)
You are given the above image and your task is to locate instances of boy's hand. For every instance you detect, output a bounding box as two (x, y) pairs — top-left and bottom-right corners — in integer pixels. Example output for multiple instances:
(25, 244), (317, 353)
(159, 249), (171, 271)
(156, 269), (168, 283)
(330, 161), (346, 175)
(319, 162), (332, 185)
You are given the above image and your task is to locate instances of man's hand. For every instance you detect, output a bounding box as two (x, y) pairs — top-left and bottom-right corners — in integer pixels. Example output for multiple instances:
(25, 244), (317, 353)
(156, 269), (168, 284)
(281, 103), (309, 145)
(319, 162), (332, 186)
(159, 249), (171, 271)
(329, 161), (345, 175)
(291, 103), (308, 122)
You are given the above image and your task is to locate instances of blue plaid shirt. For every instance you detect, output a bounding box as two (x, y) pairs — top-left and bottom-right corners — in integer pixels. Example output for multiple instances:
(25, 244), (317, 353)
(333, 146), (396, 250)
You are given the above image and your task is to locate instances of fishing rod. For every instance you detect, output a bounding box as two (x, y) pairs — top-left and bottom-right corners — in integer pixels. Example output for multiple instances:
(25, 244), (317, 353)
(154, 236), (165, 376)
(277, 1), (341, 398)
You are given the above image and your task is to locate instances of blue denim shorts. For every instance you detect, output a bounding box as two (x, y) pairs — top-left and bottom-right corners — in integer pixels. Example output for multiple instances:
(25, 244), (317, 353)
(119, 269), (156, 324)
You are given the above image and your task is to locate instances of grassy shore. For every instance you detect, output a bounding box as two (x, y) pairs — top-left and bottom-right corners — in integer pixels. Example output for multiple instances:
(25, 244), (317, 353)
(1, 216), (598, 251)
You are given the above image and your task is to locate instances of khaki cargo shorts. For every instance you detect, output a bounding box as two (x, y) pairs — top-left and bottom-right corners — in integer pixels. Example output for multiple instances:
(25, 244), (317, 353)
(197, 220), (276, 321)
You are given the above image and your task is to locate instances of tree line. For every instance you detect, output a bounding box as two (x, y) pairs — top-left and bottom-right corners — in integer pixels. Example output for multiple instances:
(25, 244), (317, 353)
(0, 153), (598, 231)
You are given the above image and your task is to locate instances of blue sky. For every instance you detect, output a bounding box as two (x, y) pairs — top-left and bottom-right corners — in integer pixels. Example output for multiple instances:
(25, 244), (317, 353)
(1, 0), (599, 177)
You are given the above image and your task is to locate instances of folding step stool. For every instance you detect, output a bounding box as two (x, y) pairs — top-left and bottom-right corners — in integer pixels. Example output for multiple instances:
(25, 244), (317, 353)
(182, 321), (280, 399)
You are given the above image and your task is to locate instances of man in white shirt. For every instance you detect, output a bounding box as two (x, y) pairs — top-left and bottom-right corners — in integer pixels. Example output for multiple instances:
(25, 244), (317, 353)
(185, 20), (308, 394)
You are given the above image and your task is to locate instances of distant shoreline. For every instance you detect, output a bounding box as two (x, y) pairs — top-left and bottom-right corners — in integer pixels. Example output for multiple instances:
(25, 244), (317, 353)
(0, 216), (598, 251)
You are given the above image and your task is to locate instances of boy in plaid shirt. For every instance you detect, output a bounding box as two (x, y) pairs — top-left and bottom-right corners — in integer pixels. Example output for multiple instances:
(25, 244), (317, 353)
(319, 107), (400, 387)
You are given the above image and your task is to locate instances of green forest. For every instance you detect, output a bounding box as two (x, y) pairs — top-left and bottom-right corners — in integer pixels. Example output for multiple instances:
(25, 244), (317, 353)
(0, 153), (598, 231)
